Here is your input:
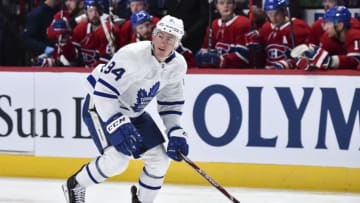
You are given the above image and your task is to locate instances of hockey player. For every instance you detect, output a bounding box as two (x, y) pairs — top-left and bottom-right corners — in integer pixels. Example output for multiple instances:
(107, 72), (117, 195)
(72, 0), (121, 68)
(259, 0), (310, 69)
(195, 0), (251, 68)
(130, 10), (196, 67)
(307, 0), (339, 45)
(44, 18), (78, 66)
(293, 6), (360, 70)
(118, 0), (159, 47)
(47, 0), (85, 34)
(307, 0), (360, 46)
(62, 15), (189, 203)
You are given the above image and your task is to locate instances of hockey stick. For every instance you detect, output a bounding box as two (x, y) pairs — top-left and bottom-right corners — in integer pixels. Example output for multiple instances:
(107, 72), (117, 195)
(208, 0), (213, 51)
(286, 0), (295, 49)
(179, 153), (240, 203)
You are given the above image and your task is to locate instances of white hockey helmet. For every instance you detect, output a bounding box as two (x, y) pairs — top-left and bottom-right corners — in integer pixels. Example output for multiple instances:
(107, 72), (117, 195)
(154, 15), (184, 42)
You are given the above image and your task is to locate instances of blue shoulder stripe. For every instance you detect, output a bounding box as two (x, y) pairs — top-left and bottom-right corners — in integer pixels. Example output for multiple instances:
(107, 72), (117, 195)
(157, 100), (185, 105)
(87, 75), (96, 88)
(159, 111), (182, 116)
(98, 78), (120, 96)
(93, 91), (118, 99)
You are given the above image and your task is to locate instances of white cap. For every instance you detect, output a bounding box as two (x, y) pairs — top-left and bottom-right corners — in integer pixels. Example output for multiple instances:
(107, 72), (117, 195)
(155, 15), (184, 40)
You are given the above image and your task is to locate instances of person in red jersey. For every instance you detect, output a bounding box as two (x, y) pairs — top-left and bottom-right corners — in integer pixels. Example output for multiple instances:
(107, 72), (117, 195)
(45, 0), (84, 66)
(72, 0), (121, 68)
(293, 6), (360, 70)
(196, 0), (251, 68)
(118, 0), (159, 47)
(307, 0), (339, 46)
(307, 0), (360, 46)
(259, 0), (310, 69)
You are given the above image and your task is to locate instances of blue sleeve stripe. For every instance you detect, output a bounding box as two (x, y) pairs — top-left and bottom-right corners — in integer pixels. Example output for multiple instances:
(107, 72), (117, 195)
(157, 100), (185, 105)
(87, 75), (96, 88)
(167, 126), (182, 137)
(98, 78), (120, 96)
(93, 91), (118, 99)
(159, 111), (182, 116)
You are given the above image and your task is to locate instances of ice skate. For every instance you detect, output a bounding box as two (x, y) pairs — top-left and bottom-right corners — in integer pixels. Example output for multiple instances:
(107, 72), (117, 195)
(131, 185), (141, 203)
(62, 174), (86, 203)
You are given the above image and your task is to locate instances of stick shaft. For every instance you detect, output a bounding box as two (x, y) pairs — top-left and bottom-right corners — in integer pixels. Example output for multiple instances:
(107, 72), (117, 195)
(179, 153), (240, 203)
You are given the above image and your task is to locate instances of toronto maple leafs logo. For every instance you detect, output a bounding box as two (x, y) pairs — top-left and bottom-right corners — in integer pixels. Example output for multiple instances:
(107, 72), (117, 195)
(131, 82), (160, 112)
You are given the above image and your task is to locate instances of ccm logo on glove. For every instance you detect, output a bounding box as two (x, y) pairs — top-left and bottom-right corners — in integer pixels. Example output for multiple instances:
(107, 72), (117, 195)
(106, 115), (131, 134)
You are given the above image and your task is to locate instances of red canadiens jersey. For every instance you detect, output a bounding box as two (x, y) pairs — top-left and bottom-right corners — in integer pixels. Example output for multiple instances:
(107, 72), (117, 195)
(307, 17), (360, 45)
(307, 18), (325, 45)
(319, 28), (360, 69)
(52, 40), (77, 64)
(201, 15), (251, 68)
(47, 11), (71, 41)
(119, 16), (159, 48)
(72, 20), (121, 68)
(260, 18), (310, 67)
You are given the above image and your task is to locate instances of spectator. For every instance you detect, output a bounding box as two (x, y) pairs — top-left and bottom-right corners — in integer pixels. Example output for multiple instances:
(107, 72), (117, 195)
(23, 0), (61, 62)
(196, 0), (251, 68)
(164, 0), (209, 54)
(294, 6), (360, 70)
(119, 0), (159, 47)
(259, 0), (310, 69)
(72, 0), (121, 68)
(130, 10), (196, 67)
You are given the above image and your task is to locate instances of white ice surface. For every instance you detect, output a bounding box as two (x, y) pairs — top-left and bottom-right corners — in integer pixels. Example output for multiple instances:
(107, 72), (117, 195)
(0, 177), (359, 203)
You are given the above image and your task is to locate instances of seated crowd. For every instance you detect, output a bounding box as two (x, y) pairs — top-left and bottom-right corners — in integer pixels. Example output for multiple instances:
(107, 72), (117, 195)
(22, 0), (360, 70)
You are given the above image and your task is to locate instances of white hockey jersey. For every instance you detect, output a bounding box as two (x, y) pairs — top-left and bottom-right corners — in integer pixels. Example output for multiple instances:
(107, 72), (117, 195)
(84, 41), (187, 130)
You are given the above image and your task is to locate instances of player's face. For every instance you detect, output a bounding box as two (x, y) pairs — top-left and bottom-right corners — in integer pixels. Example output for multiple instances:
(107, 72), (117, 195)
(65, 0), (78, 15)
(135, 21), (154, 40)
(216, 0), (236, 20)
(129, 1), (147, 13)
(152, 31), (177, 60)
(266, 9), (286, 27)
(322, 0), (337, 11)
(86, 6), (100, 25)
(323, 21), (337, 37)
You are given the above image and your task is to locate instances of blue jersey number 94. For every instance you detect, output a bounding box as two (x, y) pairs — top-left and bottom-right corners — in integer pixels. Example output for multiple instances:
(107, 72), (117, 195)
(101, 61), (125, 81)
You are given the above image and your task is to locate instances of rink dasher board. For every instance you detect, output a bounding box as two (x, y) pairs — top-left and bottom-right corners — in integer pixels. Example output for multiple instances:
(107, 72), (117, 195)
(0, 67), (359, 192)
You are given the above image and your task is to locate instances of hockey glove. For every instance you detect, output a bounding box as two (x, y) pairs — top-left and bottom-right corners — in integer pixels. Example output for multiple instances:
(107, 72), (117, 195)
(166, 127), (189, 161)
(302, 46), (331, 70)
(106, 113), (143, 158)
(295, 57), (310, 70)
(265, 60), (292, 69)
(195, 49), (221, 68)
